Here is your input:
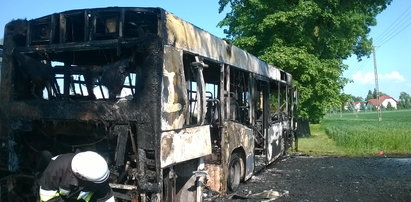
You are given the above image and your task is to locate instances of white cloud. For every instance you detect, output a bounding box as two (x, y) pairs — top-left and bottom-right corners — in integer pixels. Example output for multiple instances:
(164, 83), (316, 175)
(380, 71), (405, 82)
(352, 71), (374, 84)
(352, 71), (406, 84)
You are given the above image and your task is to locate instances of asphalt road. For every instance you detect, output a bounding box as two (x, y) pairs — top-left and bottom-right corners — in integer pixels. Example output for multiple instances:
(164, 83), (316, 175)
(208, 155), (411, 202)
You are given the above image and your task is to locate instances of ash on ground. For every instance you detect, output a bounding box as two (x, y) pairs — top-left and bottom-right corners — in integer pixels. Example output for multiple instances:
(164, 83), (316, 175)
(206, 154), (411, 201)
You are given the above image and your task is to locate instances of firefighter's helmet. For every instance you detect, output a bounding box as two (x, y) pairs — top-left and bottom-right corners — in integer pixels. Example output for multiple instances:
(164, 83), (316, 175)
(71, 151), (109, 183)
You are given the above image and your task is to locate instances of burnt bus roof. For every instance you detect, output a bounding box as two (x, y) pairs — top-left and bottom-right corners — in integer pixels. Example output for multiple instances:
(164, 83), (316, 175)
(163, 10), (292, 84)
(9, 7), (291, 84)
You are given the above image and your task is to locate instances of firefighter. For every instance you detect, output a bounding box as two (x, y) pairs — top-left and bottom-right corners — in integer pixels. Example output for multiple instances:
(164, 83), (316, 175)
(38, 151), (115, 202)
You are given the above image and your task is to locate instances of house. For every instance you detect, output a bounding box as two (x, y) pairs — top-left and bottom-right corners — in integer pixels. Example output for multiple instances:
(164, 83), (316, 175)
(353, 101), (361, 112)
(367, 95), (397, 109)
(343, 101), (362, 112)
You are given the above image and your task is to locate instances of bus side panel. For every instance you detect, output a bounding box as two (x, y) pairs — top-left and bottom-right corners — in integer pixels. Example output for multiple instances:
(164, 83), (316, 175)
(225, 122), (254, 180)
(160, 125), (211, 168)
(266, 122), (283, 164)
(208, 122), (254, 193)
(161, 46), (188, 131)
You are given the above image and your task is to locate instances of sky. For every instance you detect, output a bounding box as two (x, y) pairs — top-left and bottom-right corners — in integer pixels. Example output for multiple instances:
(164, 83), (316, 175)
(1, 0), (410, 100)
(0, 0), (227, 39)
(343, 1), (411, 100)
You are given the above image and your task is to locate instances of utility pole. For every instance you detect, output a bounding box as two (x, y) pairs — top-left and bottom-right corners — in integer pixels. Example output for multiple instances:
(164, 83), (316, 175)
(372, 46), (382, 121)
(340, 90), (343, 118)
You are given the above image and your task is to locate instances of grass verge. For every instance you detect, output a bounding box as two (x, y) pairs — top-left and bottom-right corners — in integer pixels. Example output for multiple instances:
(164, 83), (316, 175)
(294, 124), (351, 156)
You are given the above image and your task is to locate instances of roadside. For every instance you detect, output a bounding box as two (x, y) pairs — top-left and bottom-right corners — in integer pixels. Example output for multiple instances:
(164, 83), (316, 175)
(295, 124), (351, 156)
(295, 123), (410, 157)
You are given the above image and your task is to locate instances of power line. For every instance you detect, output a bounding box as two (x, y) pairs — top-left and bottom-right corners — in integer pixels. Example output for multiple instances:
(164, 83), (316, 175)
(345, 5), (411, 95)
(379, 20), (411, 46)
(344, 57), (371, 78)
(374, 5), (411, 43)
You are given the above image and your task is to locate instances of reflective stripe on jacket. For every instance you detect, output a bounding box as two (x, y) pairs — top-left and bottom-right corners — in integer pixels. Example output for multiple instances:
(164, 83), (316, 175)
(39, 186), (59, 202)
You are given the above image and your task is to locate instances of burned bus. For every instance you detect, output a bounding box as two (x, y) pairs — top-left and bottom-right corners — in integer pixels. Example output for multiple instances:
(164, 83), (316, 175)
(0, 7), (296, 201)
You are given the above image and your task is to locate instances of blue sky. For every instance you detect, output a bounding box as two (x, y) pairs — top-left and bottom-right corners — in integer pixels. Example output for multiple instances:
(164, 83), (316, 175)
(343, 1), (411, 100)
(0, 0), (226, 39)
(1, 0), (410, 100)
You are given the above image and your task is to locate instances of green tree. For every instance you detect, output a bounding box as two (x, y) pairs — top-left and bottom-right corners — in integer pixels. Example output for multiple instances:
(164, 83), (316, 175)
(372, 88), (378, 99)
(386, 102), (394, 111)
(398, 92), (411, 109)
(340, 93), (351, 110)
(366, 90), (373, 100)
(369, 88), (388, 99)
(360, 101), (366, 111)
(218, 0), (391, 123)
(350, 95), (364, 102)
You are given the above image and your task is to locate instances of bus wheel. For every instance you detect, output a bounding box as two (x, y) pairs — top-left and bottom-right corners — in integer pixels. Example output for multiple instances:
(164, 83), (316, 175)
(228, 153), (241, 192)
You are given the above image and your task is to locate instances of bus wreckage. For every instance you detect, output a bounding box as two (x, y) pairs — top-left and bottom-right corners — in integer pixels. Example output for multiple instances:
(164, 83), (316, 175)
(0, 7), (297, 201)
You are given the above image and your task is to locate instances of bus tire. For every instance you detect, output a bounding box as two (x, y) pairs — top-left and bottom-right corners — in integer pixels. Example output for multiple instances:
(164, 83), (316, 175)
(228, 153), (242, 192)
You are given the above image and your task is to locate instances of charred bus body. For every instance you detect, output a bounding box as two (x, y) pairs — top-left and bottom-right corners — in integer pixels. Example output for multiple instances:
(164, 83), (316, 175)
(0, 7), (296, 201)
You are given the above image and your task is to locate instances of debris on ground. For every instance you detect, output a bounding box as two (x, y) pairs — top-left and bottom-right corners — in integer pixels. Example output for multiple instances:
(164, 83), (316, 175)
(207, 156), (411, 201)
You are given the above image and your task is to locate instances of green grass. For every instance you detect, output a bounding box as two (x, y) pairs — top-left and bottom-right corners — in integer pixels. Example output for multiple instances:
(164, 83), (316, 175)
(296, 110), (411, 157)
(322, 110), (411, 156)
(296, 124), (350, 156)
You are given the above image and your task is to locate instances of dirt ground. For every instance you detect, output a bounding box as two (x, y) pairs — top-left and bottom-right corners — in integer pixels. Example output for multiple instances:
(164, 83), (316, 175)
(206, 155), (411, 201)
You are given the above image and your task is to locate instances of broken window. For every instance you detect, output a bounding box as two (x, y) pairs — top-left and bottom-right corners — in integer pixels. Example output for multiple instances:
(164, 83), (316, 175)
(22, 9), (158, 47)
(269, 81), (281, 122)
(12, 50), (144, 101)
(29, 16), (54, 45)
(124, 10), (157, 38)
(60, 11), (88, 43)
(268, 75), (290, 123)
(7, 8), (162, 101)
(229, 68), (250, 124)
(183, 53), (221, 126)
(93, 11), (120, 40)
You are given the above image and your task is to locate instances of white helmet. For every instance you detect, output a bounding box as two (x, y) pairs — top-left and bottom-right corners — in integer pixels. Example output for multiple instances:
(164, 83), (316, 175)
(71, 151), (110, 183)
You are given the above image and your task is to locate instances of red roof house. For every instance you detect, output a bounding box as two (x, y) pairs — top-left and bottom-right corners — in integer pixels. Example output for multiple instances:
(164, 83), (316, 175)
(367, 96), (397, 109)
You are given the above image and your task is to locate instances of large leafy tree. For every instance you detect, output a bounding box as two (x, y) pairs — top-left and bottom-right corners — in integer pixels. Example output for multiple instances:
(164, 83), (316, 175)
(218, 0), (391, 123)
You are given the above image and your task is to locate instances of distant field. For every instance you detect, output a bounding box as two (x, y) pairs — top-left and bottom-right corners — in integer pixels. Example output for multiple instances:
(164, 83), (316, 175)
(321, 110), (411, 156)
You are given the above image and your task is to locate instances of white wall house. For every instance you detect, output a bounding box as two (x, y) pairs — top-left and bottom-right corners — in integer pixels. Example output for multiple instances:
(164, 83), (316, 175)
(367, 96), (397, 109)
(353, 101), (361, 112)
